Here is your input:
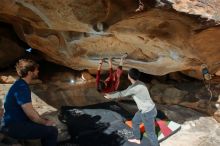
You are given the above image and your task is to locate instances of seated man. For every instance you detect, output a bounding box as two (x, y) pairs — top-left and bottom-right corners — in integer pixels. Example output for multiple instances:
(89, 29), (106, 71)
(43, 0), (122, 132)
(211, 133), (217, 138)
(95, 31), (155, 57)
(96, 53), (127, 93)
(1, 59), (58, 146)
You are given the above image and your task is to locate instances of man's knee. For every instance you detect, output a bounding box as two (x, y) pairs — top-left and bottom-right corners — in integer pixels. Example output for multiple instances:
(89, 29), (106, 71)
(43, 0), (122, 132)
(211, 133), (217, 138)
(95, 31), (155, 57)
(47, 126), (58, 138)
(132, 115), (141, 124)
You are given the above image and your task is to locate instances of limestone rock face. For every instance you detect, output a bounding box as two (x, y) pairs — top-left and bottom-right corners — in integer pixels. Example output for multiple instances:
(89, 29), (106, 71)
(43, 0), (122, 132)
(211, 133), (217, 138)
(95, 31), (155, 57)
(0, 0), (220, 79)
(167, 0), (220, 22)
(30, 69), (107, 108)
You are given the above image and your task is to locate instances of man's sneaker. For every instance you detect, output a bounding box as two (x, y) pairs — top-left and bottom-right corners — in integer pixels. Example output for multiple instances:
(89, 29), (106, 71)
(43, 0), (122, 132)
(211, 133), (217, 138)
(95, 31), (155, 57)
(128, 139), (141, 144)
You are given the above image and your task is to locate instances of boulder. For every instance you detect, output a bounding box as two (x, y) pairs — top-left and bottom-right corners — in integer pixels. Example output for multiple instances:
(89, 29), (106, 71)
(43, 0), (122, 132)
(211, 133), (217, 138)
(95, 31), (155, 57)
(0, 0), (219, 79)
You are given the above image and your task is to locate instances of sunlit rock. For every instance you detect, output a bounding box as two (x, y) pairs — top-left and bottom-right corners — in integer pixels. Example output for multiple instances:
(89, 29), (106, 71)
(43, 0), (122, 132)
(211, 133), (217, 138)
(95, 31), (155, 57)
(0, 0), (219, 80)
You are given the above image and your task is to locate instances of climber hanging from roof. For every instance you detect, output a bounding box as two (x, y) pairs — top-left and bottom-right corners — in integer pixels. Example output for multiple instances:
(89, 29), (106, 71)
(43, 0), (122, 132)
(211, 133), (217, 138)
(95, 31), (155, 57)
(135, 0), (165, 12)
(200, 64), (212, 81)
(200, 64), (214, 103)
(96, 53), (128, 93)
(135, 0), (144, 12)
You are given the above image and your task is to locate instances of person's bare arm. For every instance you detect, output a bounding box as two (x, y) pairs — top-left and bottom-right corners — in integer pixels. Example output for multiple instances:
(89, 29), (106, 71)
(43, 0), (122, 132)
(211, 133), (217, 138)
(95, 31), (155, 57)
(21, 103), (55, 126)
(119, 57), (123, 66)
(98, 59), (103, 70)
(108, 57), (112, 69)
(119, 53), (128, 67)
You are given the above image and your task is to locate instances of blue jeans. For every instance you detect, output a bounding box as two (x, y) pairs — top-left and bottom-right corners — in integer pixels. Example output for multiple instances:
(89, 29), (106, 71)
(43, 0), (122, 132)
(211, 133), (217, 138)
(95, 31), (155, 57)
(1, 121), (58, 146)
(132, 107), (159, 146)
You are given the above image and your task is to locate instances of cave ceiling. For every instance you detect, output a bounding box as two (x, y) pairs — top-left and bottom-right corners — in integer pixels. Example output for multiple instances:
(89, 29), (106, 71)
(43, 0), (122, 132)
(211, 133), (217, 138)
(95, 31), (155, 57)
(0, 0), (220, 79)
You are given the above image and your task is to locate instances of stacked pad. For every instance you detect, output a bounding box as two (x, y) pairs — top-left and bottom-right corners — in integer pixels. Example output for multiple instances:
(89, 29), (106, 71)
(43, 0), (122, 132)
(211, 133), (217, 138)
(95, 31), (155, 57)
(125, 118), (181, 142)
(156, 119), (181, 142)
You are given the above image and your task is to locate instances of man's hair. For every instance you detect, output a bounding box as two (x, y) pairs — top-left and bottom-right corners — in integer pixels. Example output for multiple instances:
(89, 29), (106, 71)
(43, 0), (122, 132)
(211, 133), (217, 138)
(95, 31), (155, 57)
(97, 81), (106, 92)
(128, 68), (140, 80)
(16, 59), (39, 78)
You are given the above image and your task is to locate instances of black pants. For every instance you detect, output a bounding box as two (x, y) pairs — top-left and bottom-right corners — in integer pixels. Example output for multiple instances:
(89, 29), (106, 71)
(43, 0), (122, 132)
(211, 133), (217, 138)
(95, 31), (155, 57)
(2, 121), (58, 146)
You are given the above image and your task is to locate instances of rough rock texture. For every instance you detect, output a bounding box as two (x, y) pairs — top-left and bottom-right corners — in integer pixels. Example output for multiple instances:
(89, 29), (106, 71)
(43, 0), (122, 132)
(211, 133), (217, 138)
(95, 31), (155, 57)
(167, 0), (220, 22)
(30, 77), (107, 108)
(30, 63), (107, 108)
(0, 0), (220, 79)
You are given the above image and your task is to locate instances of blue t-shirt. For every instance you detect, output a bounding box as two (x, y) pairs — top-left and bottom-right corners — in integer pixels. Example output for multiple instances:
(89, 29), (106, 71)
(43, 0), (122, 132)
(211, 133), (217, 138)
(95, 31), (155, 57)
(2, 79), (31, 125)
